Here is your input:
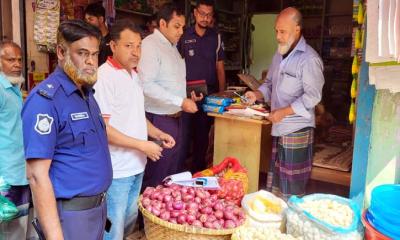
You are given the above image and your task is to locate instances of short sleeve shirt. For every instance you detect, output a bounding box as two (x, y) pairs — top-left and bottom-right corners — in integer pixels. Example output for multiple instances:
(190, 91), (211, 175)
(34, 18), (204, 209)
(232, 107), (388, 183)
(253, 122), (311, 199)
(22, 67), (112, 199)
(94, 58), (148, 178)
(178, 27), (225, 94)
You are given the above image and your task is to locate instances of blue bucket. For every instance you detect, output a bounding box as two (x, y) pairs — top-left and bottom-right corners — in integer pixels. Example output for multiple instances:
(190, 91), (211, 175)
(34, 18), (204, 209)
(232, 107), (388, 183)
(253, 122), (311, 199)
(369, 184), (400, 239)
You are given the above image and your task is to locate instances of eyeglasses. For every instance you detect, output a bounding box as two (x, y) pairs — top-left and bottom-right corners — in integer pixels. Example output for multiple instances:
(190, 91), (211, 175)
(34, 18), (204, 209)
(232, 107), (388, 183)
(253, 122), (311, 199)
(196, 9), (213, 19)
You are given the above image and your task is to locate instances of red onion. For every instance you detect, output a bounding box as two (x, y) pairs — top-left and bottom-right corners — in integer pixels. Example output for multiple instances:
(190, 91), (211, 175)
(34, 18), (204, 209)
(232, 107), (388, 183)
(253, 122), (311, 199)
(172, 201), (183, 210)
(212, 220), (222, 229)
(177, 214), (187, 224)
(214, 210), (223, 219)
(223, 210), (236, 220)
(207, 214), (217, 223)
(142, 197), (151, 207)
(160, 211), (170, 221)
(204, 221), (214, 229)
(150, 191), (161, 200)
(163, 194), (172, 203)
(151, 207), (161, 216)
(170, 210), (180, 218)
(194, 197), (202, 204)
(186, 202), (199, 211)
(213, 201), (224, 211)
(224, 219), (236, 229)
(191, 220), (203, 228)
(143, 187), (155, 197)
(200, 207), (212, 214)
(186, 214), (196, 224)
(169, 218), (177, 224)
(161, 188), (172, 195)
(199, 214), (208, 223)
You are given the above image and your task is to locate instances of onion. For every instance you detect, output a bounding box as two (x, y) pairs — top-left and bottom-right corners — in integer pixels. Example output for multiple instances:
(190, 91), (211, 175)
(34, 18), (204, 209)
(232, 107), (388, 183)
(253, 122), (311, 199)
(200, 206), (212, 214)
(172, 201), (184, 210)
(151, 207), (161, 216)
(182, 193), (194, 202)
(207, 214), (217, 223)
(142, 197), (151, 207)
(169, 218), (177, 224)
(224, 219), (236, 229)
(212, 220), (222, 229)
(187, 209), (197, 216)
(186, 202), (199, 211)
(214, 210), (223, 219)
(210, 194), (218, 202)
(213, 201), (224, 211)
(191, 220), (203, 228)
(143, 187), (155, 197)
(161, 188), (172, 195)
(150, 191), (161, 200)
(223, 210), (236, 220)
(204, 221), (214, 229)
(199, 214), (208, 223)
(195, 189), (207, 199)
(188, 187), (195, 195)
(170, 210), (180, 218)
(180, 186), (189, 194)
(194, 197), (202, 204)
(160, 211), (170, 221)
(186, 214), (196, 224)
(177, 214), (186, 224)
(163, 194), (172, 203)
(145, 205), (153, 212)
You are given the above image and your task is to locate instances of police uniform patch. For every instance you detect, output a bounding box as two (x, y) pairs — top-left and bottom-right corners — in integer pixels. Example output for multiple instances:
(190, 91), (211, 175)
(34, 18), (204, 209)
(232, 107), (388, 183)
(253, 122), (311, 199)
(184, 39), (196, 44)
(34, 114), (54, 135)
(71, 112), (89, 121)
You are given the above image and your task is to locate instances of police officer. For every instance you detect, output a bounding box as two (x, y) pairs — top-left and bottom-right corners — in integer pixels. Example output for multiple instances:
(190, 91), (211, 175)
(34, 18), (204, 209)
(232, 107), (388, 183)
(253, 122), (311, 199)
(22, 20), (112, 240)
(178, 0), (226, 173)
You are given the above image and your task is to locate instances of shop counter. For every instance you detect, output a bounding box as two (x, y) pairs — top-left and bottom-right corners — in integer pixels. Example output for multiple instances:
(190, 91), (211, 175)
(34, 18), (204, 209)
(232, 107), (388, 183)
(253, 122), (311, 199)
(208, 112), (272, 193)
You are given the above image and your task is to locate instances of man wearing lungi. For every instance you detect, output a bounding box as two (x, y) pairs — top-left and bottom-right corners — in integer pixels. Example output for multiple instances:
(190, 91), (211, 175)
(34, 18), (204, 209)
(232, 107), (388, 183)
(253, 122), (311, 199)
(245, 7), (324, 200)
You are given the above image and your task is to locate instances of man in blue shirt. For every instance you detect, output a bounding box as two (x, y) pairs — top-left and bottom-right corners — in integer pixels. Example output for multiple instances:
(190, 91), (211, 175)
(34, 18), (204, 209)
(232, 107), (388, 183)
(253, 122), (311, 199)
(0, 41), (36, 239)
(178, 0), (225, 173)
(246, 7), (324, 200)
(22, 20), (112, 240)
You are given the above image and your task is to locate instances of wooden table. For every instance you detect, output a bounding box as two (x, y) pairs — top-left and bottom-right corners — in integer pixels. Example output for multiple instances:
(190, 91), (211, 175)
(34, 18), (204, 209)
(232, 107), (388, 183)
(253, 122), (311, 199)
(208, 113), (272, 193)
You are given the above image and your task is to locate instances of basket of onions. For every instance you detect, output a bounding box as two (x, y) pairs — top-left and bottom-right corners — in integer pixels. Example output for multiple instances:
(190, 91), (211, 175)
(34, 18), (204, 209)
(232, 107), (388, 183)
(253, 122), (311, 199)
(139, 184), (247, 240)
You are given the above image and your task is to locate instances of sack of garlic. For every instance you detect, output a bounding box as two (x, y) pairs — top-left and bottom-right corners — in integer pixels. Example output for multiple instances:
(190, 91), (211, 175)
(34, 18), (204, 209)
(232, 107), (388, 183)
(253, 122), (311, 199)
(231, 226), (301, 240)
(286, 194), (363, 240)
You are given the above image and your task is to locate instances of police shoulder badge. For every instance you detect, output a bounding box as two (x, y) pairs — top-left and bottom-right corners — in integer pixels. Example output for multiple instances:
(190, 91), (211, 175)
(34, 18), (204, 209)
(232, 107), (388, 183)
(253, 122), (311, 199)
(34, 114), (54, 135)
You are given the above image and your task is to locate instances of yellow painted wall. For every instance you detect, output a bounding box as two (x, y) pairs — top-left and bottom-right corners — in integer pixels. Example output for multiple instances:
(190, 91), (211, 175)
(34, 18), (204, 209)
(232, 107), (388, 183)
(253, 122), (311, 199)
(249, 14), (277, 80)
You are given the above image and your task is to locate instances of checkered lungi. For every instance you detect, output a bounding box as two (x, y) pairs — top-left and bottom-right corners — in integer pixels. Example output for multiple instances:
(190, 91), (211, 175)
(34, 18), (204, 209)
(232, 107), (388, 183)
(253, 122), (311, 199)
(266, 127), (314, 200)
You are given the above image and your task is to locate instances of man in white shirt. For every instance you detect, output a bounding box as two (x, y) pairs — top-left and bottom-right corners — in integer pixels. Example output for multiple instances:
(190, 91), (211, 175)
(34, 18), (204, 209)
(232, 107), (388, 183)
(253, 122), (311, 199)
(94, 19), (175, 240)
(138, 3), (201, 188)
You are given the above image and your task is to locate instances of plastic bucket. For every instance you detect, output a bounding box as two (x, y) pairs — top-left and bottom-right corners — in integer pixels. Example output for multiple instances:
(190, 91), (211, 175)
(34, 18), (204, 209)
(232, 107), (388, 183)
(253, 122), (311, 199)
(361, 211), (391, 240)
(369, 184), (400, 238)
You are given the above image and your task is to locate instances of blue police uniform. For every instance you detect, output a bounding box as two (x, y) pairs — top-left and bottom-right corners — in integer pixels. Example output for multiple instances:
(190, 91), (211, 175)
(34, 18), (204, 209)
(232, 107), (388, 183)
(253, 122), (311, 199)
(22, 67), (112, 240)
(178, 26), (225, 173)
(179, 26), (224, 94)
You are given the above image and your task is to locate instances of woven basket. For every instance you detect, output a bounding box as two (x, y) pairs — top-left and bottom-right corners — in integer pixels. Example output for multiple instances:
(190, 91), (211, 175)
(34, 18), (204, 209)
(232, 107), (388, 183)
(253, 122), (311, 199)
(138, 196), (237, 240)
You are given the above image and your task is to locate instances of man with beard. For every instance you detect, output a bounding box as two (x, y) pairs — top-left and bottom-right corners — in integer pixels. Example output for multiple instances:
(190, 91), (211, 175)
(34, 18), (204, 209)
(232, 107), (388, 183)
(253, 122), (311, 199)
(22, 20), (112, 240)
(94, 19), (175, 240)
(138, 3), (200, 188)
(245, 7), (324, 200)
(0, 41), (37, 239)
(84, 2), (112, 65)
(177, 0), (225, 173)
